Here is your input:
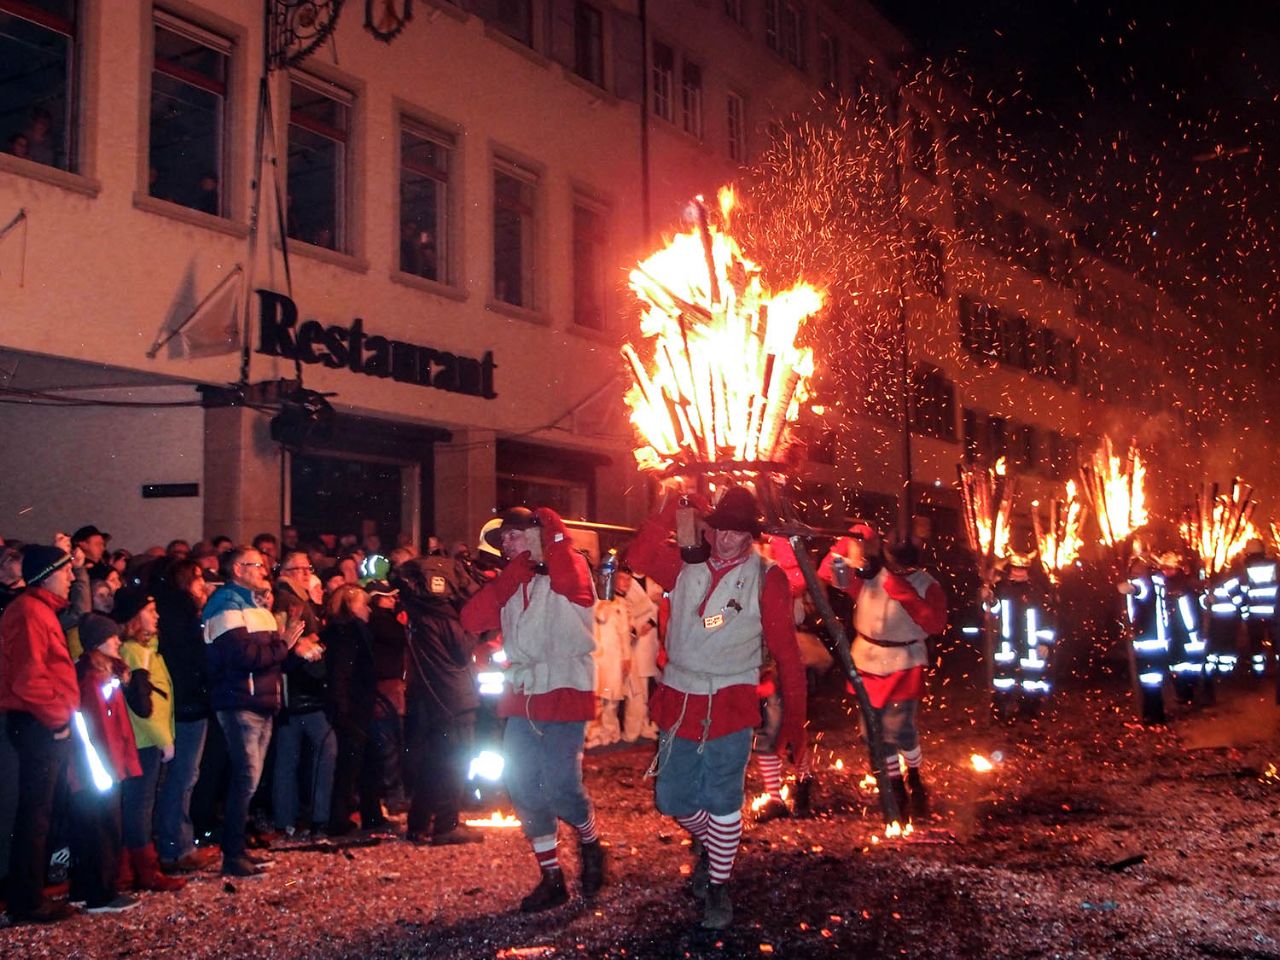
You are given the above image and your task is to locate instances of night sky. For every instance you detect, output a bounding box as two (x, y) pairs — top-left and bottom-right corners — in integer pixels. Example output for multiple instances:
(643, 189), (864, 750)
(876, 1), (1280, 324)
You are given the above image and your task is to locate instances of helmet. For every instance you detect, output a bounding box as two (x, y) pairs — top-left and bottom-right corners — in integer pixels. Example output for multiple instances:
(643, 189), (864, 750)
(358, 554), (390, 584)
(478, 519), (503, 562)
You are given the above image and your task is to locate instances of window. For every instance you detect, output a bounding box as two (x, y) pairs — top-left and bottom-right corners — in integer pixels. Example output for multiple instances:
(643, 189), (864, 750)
(681, 60), (703, 138)
(0, 0), (78, 171)
(399, 119), (453, 283)
(724, 0), (743, 25)
(818, 30), (839, 92)
(1000, 313), (1028, 368)
(765, 0), (804, 68)
(493, 160), (537, 308)
(478, 0), (532, 47)
(959, 297), (999, 361)
(287, 77), (351, 251)
(726, 91), (745, 162)
(572, 199), (607, 330)
(651, 41), (674, 122)
(573, 2), (604, 87)
(910, 365), (956, 441)
(149, 16), (230, 215)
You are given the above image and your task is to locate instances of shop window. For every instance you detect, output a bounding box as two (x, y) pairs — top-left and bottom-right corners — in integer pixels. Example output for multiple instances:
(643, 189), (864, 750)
(493, 159), (538, 308)
(573, 1), (604, 88)
(726, 91), (745, 162)
(287, 76), (351, 252)
(476, 0), (532, 47)
(651, 41), (674, 122)
(910, 364), (956, 441)
(399, 118), (453, 283)
(764, 0), (803, 69)
(0, 0), (78, 171)
(681, 60), (703, 138)
(817, 29), (839, 92)
(572, 198), (607, 330)
(149, 15), (229, 215)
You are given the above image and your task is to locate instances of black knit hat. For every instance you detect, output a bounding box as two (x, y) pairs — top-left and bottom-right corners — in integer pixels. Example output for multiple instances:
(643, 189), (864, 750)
(110, 585), (154, 625)
(78, 612), (120, 653)
(21, 545), (71, 586)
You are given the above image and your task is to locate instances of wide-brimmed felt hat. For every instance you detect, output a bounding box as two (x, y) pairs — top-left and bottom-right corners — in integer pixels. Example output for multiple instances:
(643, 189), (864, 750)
(703, 487), (762, 536)
(482, 507), (537, 550)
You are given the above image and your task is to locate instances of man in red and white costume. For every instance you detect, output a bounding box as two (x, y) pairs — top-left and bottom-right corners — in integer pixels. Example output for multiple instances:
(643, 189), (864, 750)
(628, 486), (807, 930)
(818, 522), (946, 820)
(460, 506), (604, 912)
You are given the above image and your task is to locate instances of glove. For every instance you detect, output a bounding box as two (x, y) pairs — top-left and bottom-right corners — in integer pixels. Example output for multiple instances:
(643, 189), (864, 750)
(534, 507), (568, 552)
(493, 551), (536, 605)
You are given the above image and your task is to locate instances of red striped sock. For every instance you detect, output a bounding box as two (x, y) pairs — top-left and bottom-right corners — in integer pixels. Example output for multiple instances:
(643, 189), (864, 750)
(902, 746), (923, 770)
(705, 812), (742, 884)
(574, 809), (599, 845)
(675, 810), (709, 843)
(531, 835), (559, 872)
(756, 753), (784, 800)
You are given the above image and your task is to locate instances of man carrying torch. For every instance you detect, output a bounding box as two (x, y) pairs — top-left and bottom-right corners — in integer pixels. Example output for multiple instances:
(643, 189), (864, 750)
(626, 486), (807, 931)
(818, 522), (946, 820)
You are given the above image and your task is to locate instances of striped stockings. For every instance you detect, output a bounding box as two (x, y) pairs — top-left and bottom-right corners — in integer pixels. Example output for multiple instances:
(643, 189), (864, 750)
(531, 834), (559, 872)
(755, 753), (784, 800)
(704, 812), (742, 883)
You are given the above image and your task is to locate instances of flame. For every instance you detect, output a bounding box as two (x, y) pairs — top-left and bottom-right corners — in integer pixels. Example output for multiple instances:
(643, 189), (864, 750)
(970, 753), (994, 773)
(957, 458), (1016, 578)
(832, 758), (845, 771)
(1033, 479), (1088, 584)
(858, 772), (879, 793)
(749, 785), (790, 811)
(464, 810), (522, 829)
(874, 821), (914, 843)
(1079, 436), (1148, 549)
(623, 188), (823, 472)
(1179, 478), (1259, 577)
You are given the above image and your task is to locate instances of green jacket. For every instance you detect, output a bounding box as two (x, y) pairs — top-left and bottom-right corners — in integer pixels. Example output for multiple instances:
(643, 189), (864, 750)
(120, 637), (175, 750)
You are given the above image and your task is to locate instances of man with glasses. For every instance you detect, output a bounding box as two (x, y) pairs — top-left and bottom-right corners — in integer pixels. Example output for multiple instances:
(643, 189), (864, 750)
(204, 548), (314, 876)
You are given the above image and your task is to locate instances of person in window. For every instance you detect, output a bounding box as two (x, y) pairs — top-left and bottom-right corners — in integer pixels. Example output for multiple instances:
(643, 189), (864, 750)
(22, 107), (55, 167)
(195, 172), (220, 215)
(6, 133), (29, 160)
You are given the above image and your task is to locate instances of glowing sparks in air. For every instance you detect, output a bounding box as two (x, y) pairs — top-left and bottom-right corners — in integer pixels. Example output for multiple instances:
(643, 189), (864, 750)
(1033, 480), (1088, 584)
(623, 188), (823, 473)
(1078, 436), (1148, 550)
(958, 456), (1015, 584)
(1179, 479), (1259, 577)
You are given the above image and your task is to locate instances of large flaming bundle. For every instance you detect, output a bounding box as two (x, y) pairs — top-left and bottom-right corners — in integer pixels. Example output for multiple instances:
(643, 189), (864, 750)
(1180, 479), (1259, 577)
(1078, 436), (1148, 553)
(1032, 480), (1087, 584)
(622, 189), (822, 473)
(958, 457), (1016, 584)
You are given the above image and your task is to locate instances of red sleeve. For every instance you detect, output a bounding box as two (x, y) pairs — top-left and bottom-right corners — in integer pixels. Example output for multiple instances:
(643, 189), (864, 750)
(625, 517), (683, 592)
(882, 572), (947, 634)
(816, 543), (864, 602)
(4, 614), (74, 731)
(766, 536), (807, 598)
(545, 537), (595, 607)
(761, 566), (807, 761)
(460, 581), (503, 634)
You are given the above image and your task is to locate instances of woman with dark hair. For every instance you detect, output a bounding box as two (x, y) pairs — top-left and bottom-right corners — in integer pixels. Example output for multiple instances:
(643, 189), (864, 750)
(154, 560), (218, 873)
(323, 585), (381, 834)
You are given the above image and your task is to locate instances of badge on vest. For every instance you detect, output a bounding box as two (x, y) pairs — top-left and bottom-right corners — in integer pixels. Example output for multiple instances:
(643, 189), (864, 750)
(703, 613), (725, 630)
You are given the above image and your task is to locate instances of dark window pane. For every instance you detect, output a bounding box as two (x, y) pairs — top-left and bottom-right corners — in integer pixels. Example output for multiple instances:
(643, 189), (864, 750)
(0, 9), (75, 170)
(400, 124), (451, 281)
(288, 81), (348, 251)
(494, 168), (535, 307)
(573, 203), (606, 329)
(573, 2), (603, 86)
(150, 24), (227, 215)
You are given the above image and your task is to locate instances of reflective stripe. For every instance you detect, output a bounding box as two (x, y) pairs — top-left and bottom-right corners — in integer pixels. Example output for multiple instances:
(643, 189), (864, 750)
(1248, 586), (1278, 597)
(1001, 603), (1012, 641)
(993, 678), (1016, 690)
(1021, 680), (1051, 694)
(1178, 595), (1197, 632)
(1210, 603), (1238, 614)
(1130, 578), (1151, 600)
(1133, 638), (1168, 653)
(1139, 671), (1163, 687)
(73, 711), (114, 793)
(1246, 564), (1276, 585)
(961, 626), (981, 636)
(1184, 641), (1205, 654)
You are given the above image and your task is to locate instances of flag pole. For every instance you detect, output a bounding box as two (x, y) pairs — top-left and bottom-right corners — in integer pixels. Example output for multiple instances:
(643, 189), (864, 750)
(145, 265), (244, 359)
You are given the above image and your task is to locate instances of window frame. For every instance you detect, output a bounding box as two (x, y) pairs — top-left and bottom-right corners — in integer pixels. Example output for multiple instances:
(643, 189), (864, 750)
(395, 110), (459, 288)
(571, 192), (610, 331)
(285, 71), (356, 255)
(572, 0), (605, 88)
(0, 0), (82, 175)
(680, 58), (703, 139)
(726, 90), (746, 162)
(651, 40), (675, 123)
(491, 155), (540, 312)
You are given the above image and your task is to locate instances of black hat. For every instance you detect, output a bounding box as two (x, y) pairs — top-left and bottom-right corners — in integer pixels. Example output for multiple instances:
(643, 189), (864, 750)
(392, 556), (462, 601)
(78, 612), (120, 653)
(703, 487), (762, 536)
(110, 585), (154, 625)
(482, 507), (537, 550)
(887, 539), (921, 569)
(365, 579), (399, 598)
(71, 525), (110, 545)
(21, 545), (71, 586)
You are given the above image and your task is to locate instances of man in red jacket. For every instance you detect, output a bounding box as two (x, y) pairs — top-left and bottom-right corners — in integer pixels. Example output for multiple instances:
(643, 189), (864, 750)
(460, 506), (604, 912)
(818, 522), (946, 821)
(0, 544), (78, 923)
(626, 487), (808, 930)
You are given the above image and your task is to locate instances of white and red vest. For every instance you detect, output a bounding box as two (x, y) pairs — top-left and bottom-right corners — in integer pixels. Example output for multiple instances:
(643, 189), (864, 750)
(500, 575), (596, 697)
(663, 555), (770, 696)
(852, 567), (938, 675)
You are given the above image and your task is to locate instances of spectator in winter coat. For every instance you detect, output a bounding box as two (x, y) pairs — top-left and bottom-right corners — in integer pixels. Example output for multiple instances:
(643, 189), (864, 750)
(0, 545), (78, 923)
(460, 506), (605, 913)
(323, 585), (382, 834)
(0, 544), (23, 618)
(366, 581), (408, 812)
(114, 587), (185, 893)
(272, 552), (335, 837)
(204, 548), (310, 877)
(154, 560), (217, 872)
(394, 557), (483, 846)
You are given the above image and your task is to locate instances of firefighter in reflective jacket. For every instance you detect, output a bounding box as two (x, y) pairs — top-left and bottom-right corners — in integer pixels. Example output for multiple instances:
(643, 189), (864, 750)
(1158, 552), (1207, 705)
(1239, 539), (1278, 686)
(1205, 565), (1243, 677)
(986, 551), (1055, 717)
(1119, 556), (1167, 724)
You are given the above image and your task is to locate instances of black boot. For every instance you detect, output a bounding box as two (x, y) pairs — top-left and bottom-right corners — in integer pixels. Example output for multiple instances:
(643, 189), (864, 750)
(791, 776), (814, 818)
(887, 776), (909, 823)
(579, 840), (606, 897)
(519, 869), (568, 912)
(906, 767), (929, 820)
(754, 797), (790, 824)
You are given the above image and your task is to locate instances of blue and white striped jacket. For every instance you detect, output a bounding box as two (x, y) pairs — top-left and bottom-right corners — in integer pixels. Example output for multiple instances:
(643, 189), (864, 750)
(203, 582), (289, 714)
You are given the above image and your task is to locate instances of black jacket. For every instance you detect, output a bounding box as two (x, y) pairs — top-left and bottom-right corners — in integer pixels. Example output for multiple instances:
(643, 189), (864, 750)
(323, 618), (377, 730)
(369, 607), (408, 683)
(155, 584), (210, 722)
(274, 581), (328, 715)
(401, 595), (479, 722)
